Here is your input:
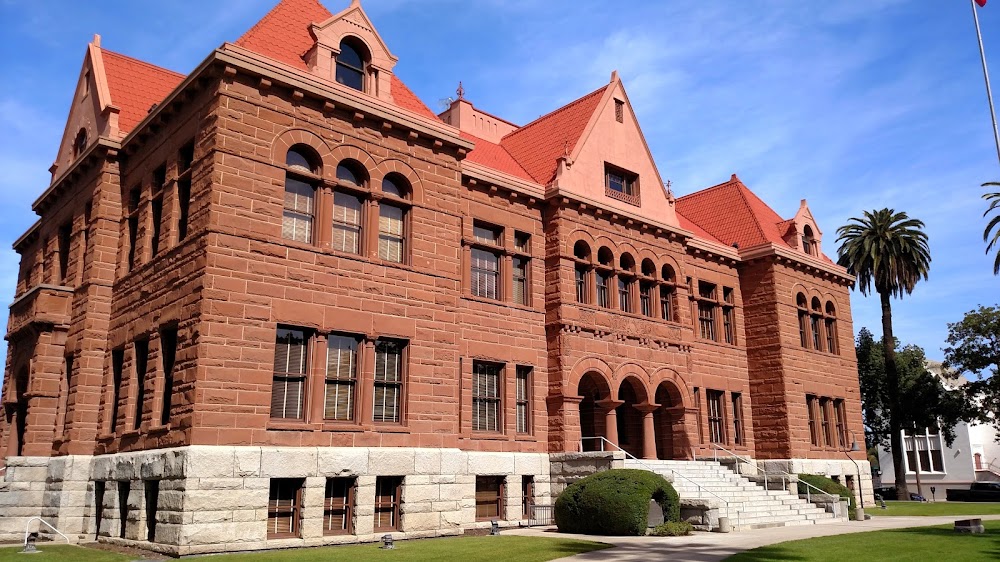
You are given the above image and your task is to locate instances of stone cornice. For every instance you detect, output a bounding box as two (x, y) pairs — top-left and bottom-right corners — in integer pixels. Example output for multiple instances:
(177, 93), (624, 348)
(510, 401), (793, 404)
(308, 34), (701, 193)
(32, 137), (120, 215)
(740, 243), (854, 283)
(461, 161), (544, 200)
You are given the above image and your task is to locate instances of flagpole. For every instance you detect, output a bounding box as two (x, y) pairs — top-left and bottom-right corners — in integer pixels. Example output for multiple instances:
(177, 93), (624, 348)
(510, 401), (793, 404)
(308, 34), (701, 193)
(972, 0), (1000, 167)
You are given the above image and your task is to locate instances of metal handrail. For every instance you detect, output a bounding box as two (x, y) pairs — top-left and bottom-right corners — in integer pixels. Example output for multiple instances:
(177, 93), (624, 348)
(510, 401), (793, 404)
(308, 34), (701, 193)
(711, 443), (840, 507)
(580, 437), (740, 530)
(24, 517), (70, 548)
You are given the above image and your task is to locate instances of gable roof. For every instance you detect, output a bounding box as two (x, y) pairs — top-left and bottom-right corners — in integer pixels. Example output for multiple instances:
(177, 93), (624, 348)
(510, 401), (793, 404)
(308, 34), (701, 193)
(101, 49), (184, 134)
(460, 132), (533, 182)
(499, 85), (607, 185)
(675, 174), (791, 251)
(234, 0), (436, 118)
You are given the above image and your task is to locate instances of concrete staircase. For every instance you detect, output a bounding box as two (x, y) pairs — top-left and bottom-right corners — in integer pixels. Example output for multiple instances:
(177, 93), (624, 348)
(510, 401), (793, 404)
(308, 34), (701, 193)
(624, 459), (844, 530)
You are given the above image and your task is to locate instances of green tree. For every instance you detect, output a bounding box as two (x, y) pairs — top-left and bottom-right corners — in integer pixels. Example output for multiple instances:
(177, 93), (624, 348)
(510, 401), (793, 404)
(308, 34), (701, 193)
(984, 184), (1000, 275)
(856, 331), (969, 497)
(837, 209), (931, 499)
(943, 305), (1000, 436)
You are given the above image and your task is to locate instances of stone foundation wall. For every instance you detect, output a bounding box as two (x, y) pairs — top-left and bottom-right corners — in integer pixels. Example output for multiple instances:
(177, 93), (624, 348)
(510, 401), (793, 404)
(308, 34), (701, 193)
(548, 451), (624, 496)
(761, 458), (875, 508)
(0, 456), (51, 542)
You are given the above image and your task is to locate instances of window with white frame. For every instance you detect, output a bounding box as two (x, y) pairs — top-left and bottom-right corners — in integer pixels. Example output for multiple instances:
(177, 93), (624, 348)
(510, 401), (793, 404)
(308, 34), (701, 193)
(903, 427), (945, 473)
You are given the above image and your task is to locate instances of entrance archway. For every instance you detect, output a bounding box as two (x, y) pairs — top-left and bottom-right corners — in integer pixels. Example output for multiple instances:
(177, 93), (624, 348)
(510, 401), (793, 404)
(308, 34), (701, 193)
(616, 378), (646, 458)
(578, 372), (610, 452)
(654, 380), (685, 460)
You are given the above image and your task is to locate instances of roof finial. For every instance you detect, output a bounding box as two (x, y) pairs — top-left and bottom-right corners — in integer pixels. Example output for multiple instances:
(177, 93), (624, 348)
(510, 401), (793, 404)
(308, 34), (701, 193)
(92, 34), (101, 48)
(665, 180), (673, 197)
(456, 81), (465, 100)
(563, 140), (570, 158)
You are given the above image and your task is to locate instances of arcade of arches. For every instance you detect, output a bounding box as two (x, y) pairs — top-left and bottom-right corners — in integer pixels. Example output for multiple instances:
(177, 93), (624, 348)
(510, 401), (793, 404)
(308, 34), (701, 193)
(576, 372), (696, 460)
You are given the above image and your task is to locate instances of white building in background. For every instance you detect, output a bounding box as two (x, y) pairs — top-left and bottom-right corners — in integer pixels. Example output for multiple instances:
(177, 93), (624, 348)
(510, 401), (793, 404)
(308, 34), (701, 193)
(876, 361), (1000, 499)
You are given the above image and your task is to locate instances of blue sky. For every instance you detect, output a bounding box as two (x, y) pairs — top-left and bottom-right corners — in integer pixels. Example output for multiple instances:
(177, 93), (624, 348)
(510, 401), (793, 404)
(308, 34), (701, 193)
(0, 0), (998, 371)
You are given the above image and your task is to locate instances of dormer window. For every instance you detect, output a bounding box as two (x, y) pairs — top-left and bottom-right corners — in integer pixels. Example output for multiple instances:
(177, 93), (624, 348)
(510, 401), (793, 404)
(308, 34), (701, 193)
(605, 163), (639, 206)
(336, 38), (368, 92)
(72, 128), (88, 158)
(802, 225), (818, 256)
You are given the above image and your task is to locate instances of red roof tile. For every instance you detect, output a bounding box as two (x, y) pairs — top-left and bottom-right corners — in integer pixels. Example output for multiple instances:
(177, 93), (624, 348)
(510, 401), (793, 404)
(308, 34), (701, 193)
(500, 86), (607, 185)
(234, 0), (437, 119)
(675, 175), (790, 250)
(101, 49), (184, 134)
(460, 132), (533, 182)
(675, 210), (723, 244)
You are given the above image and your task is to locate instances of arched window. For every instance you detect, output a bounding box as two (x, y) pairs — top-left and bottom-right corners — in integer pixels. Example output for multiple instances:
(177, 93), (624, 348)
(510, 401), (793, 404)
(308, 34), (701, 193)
(796, 293), (809, 348)
(378, 174), (410, 263)
(72, 128), (88, 158)
(618, 253), (635, 313)
(282, 146), (320, 244)
(336, 38), (368, 92)
(810, 297), (824, 351)
(596, 247), (614, 308)
(825, 302), (838, 354)
(332, 160), (367, 254)
(639, 259), (656, 318)
(660, 265), (677, 322)
(802, 225), (817, 256)
(573, 241), (592, 304)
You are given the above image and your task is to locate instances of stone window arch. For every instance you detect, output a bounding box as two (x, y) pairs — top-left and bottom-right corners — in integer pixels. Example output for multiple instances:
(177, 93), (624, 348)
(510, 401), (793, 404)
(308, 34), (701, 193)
(377, 173), (411, 263)
(796, 293), (809, 348)
(282, 145), (322, 244)
(660, 264), (678, 322)
(618, 253), (636, 313)
(810, 297), (824, 351)
(595, 247), (615, 309)
(573, 240), (593, 304)
(336, 37), (370, 92)
(825, 301), (839, 354)
(802, 225), (818, 256)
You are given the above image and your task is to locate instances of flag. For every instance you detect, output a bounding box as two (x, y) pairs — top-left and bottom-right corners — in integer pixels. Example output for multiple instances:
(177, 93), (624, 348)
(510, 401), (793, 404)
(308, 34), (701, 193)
(977, 0), (987, 8)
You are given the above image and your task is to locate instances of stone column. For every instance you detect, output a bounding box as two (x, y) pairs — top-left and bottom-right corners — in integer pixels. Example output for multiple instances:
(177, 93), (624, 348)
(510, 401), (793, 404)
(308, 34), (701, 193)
(596, 399), (624, 451)
(638, 405), (659, 460)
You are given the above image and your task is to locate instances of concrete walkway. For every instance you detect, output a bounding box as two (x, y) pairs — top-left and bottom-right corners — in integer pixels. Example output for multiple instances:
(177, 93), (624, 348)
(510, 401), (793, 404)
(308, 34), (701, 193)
(507, 514), (1000, 561)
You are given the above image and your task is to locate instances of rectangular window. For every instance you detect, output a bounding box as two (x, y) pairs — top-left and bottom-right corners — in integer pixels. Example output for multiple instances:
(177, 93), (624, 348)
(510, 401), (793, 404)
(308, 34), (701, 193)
(325, 334), (359, 421)
(521, 476), (534, 520)
(604, 163), (638, 204)
(807, 395), (819, 446)
(378, 203), (405, 263)
(799, 310), (809, 348)
(660, 285), (674, 321)
(324, 477), (355, 535)
(133, 339), (149, 430)
(332, 191), (363, 253)
(111, 348), (124, 433)
(471, 248), (500, 300)
(512, 256), (528, 305)
(58, 222), (71, 283)
(177, 178), (191, 241)
(514, 231), (530, 253)
(694, 387), (703, 444)
(639, 282), (653, 317)
(374, 476), (402, 531)
(282, 177), (315, 244)
(834, 399), (847, 448)
(618, 277), (633, 312)
(127, 186), (140, 270)
(473, 222), (502, 245)
(575, 266), (588, 304)
(118, 481), (129, 539)
(707, 390), (725, 444)
(825, 318), (838, 354)
(473, 361), (502, 432)
(373, 339), (405, 423)
(271, 328), (308, 420)
(615, 99), (624, 123)
(144, 480), (159, 542)
(159, 327), (177, 426)
(596, 271), (611, 308)
(268, 478), (303, 538)
(731, 392), (744, 446)
(820, 397), (833, 447)
(150, 196), (162, 257)
(722, 287), (736, 345)
(516, 366), (531, 434)
(178, 140), (195, 173)
(698, 302), (716, 341)
(475, 476), (504, 521)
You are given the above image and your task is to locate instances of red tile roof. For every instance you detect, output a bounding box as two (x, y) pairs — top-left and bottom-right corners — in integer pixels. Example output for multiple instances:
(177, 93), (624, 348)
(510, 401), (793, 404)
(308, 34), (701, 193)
(500, 86), (607, 185)
(675, 211), (723, 244)
(675, 175), (791, 250)
(460, 132), (533, 182)
(234, 0), (437, 119)
(101, 49), (184, 134)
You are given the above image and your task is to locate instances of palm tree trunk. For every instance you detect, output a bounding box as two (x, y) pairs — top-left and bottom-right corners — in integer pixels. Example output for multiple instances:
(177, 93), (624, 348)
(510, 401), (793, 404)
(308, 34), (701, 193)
(881, 291), (910, 499)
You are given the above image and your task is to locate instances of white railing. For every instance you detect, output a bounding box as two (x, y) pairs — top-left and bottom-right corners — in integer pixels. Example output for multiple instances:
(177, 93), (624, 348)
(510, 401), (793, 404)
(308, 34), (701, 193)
(23, 517), (71, 550)
(579, 436), (740, 530)
(711, 443), (840, 508)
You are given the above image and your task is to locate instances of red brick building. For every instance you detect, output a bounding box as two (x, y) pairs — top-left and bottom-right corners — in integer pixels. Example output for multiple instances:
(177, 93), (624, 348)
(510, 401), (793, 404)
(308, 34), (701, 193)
(0, 0), (869, 553)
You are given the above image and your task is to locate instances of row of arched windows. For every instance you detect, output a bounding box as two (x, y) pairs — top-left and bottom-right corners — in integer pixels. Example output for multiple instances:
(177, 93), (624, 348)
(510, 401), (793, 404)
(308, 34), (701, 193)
(571, 240), (679, 321)
(283, 146), (410, 264)
(797, 293), (838, 354)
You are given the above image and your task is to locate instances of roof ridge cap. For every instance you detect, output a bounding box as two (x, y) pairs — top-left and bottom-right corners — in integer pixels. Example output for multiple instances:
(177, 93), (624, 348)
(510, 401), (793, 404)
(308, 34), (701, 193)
(676, 177), (740, 202)
(100, 47), (185, 78)
(500, 84), (607, 142)
(236, 0), (331, 47)
(461, 131), (532, 178)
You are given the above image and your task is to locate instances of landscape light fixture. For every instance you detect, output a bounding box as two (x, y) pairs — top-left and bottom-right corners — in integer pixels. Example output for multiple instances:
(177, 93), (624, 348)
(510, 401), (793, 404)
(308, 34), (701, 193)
(490, 520), (500, 535)
(21, 532), (38, 554)
(381, 534), (394, 549)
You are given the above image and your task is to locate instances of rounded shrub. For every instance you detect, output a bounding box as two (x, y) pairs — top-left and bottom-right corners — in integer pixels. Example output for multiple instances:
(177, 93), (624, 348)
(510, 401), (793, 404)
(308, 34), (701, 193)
(797, 473), (856, 519)
(650, 521), (693, 537)
(554, 469), (680, 536)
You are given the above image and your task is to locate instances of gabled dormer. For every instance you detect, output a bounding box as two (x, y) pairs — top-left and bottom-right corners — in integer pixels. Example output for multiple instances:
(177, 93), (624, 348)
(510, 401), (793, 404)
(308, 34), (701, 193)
(788, 199), (823, 257)
(304, 0), (398, 103)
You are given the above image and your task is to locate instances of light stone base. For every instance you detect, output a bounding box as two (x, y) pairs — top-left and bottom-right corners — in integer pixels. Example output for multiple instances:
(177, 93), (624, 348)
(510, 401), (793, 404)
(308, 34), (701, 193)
(761, 458), (875, 510)
(0, 447), (552, 555)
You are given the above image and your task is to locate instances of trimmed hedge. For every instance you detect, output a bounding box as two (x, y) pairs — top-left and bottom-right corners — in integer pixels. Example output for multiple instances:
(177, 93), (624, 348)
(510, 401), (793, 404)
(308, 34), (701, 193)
(798, 473), (856, 519)
(650, 521), (693, 536)
(554, 469), (680, 536)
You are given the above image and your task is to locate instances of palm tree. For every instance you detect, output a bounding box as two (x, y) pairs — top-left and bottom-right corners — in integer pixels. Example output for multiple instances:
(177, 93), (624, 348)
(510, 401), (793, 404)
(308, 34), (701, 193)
(984, 183), (1000, 275)
(836, 209), (931, 501)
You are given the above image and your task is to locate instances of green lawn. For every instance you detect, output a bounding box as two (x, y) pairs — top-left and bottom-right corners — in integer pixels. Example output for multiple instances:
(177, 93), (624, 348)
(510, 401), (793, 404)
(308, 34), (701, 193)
(875, 500), (1000, 516)
(0, 536), (611, 562)
(726, 520), (1000, 562)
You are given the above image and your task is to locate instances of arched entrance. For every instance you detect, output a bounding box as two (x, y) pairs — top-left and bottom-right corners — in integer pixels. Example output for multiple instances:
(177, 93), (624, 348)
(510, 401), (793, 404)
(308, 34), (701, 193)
(654, 380), (685, 460)
(616, 378), (646, 459)
(578, 372), (610, 452)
